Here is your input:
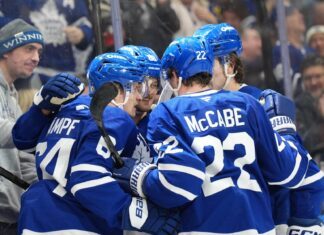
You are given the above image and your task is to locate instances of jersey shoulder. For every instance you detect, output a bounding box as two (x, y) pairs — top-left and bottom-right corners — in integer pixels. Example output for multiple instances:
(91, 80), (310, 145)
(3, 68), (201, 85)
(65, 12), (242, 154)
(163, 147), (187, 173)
(239, 85), (262, 99)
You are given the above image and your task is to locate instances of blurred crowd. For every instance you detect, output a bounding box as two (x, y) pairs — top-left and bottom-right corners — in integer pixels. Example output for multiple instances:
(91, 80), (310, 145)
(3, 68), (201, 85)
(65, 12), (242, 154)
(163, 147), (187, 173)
(1, 0), (323, 165)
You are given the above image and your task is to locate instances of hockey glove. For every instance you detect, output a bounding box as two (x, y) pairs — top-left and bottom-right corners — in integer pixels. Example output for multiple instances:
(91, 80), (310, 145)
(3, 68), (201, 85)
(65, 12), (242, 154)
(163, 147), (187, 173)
(287, 217), (324, 235)
(123, 197), (181, 235)
(33, 73), (84, 112)
(259, 89), (296, 134)
(112, 157), (156, 197)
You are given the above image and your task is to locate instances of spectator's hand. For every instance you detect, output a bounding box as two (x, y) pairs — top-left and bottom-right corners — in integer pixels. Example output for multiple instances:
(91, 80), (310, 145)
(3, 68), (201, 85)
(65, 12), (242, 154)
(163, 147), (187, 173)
(64, 26), (84, 45)
(33, 73), (84, 113)
(192, 2), (217, 23)
(259, 89), (296, 134)
(123, 197), (181, 235)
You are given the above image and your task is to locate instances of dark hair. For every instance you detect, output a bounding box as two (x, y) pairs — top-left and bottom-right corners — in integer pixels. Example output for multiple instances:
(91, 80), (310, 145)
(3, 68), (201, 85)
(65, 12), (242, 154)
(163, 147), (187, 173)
(167, 68), (212, 87)
(220, 1), (249, 20)
(182, 72), (212, 87)
(228, 52), (244, 83)
(301, 54), (324, 73)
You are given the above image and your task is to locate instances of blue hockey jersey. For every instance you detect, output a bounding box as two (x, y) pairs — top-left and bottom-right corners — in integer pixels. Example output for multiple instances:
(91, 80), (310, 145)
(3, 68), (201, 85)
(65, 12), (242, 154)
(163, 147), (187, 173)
(239, 84), (262, 99)
(13, 95), (150, 234)
(145, 89), (310, 234)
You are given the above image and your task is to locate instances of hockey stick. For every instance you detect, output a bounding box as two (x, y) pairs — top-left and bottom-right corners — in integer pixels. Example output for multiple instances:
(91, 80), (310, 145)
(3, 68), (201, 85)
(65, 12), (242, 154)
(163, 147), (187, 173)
(0, 166), (30, 190)
(90, 82), (124, 168)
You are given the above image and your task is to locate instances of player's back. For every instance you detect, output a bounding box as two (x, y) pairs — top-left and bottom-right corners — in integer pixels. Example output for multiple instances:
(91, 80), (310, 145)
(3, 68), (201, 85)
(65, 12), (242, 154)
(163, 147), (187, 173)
(148, 89), (274, 233)
(34, 96), (92, 185)
(147, 89), (308, 234)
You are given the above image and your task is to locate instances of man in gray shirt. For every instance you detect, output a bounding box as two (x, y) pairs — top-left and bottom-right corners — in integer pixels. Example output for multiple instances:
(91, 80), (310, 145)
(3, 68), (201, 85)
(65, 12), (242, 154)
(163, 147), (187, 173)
(0, 19), (43, 234)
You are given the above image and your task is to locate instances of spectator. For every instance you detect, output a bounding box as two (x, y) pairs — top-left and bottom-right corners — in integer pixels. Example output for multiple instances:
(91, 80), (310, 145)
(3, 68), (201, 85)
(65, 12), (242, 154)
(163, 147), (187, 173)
(171, 0), (217, 37)
(312, 0), (324, 25)
(306, 25), (324, 57)
(295, 55), (324, 164)
(0, 19), (42, 235)
(122, 0), (180, 57)
(272, 5), (309, 94)
(209, 0), (256, 26)
(1, 0), (94, 87)
(218, 0), (252, 29)
(241, 26), (267, 89)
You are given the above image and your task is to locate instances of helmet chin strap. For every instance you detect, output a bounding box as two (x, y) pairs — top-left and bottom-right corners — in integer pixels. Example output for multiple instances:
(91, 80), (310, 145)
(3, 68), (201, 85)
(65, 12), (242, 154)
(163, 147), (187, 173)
(168, 77), (182, 96)
(222, 61), (237, 90)
(111, 91), (130, 109)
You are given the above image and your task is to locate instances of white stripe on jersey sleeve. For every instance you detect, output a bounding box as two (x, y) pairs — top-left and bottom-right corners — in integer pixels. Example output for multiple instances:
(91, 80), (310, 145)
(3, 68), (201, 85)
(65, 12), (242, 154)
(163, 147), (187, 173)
(22, 228), (100, 234)
(158, 164), (205, 181)
(71, 164), (109, 174)
(300, 171), (324, 187)
(158, 172), (197, 200)
(53, 184), (67, 197)
(268, 152), (303, 187)
(71, 176), (114, 195)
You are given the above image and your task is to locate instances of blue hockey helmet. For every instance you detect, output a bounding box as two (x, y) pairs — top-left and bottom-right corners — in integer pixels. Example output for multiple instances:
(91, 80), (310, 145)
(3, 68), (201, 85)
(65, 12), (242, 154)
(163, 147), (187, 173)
(193, 23), (242, 57)
(117, 45), (161, 79)
(87, 52), (145, 96)
(160, 36), (213, 81)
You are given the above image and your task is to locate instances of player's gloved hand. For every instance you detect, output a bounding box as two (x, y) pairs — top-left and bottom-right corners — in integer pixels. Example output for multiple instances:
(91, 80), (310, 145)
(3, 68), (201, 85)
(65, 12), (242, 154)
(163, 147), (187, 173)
(33, 73), (84, 112)
(287, 217), (324, 235)
(123, 197), (181, 235)
(259, 89), (296, 134)
(112, 157), (156, 197)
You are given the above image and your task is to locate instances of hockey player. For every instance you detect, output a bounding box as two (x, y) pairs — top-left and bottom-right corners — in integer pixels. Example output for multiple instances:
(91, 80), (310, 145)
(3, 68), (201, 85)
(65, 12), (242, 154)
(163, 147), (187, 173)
(117, 45), (161, 137)
(12, 53), (180, 234)
(111, 36), (313, 234)
(193, 23), (324, 234)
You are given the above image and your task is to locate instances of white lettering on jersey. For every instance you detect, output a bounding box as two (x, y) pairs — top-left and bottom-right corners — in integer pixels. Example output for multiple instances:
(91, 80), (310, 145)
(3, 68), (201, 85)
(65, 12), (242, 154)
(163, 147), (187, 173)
(184, 108), (245, 132)
(48, 117), (80, 135)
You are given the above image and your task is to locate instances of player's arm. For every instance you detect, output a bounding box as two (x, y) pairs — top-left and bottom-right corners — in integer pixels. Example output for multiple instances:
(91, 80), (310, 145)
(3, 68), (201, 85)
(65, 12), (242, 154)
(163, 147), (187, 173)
(259, 90), (324, 230)
(12, 73), (84, 152)
(68, 111), (180, 234)
(113, 103), (206, 209)
(249, 95), (309, 189)
(262, 90), (324, 220)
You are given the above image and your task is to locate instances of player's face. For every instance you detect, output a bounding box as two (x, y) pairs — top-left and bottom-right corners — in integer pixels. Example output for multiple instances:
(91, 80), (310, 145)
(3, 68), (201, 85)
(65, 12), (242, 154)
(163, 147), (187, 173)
(302, 65), (324, 98)
(211, 59), (227, 89)
(3, 43), (42, 80)
(123, 82), (144, 118)
(136, 77), (159, 112)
